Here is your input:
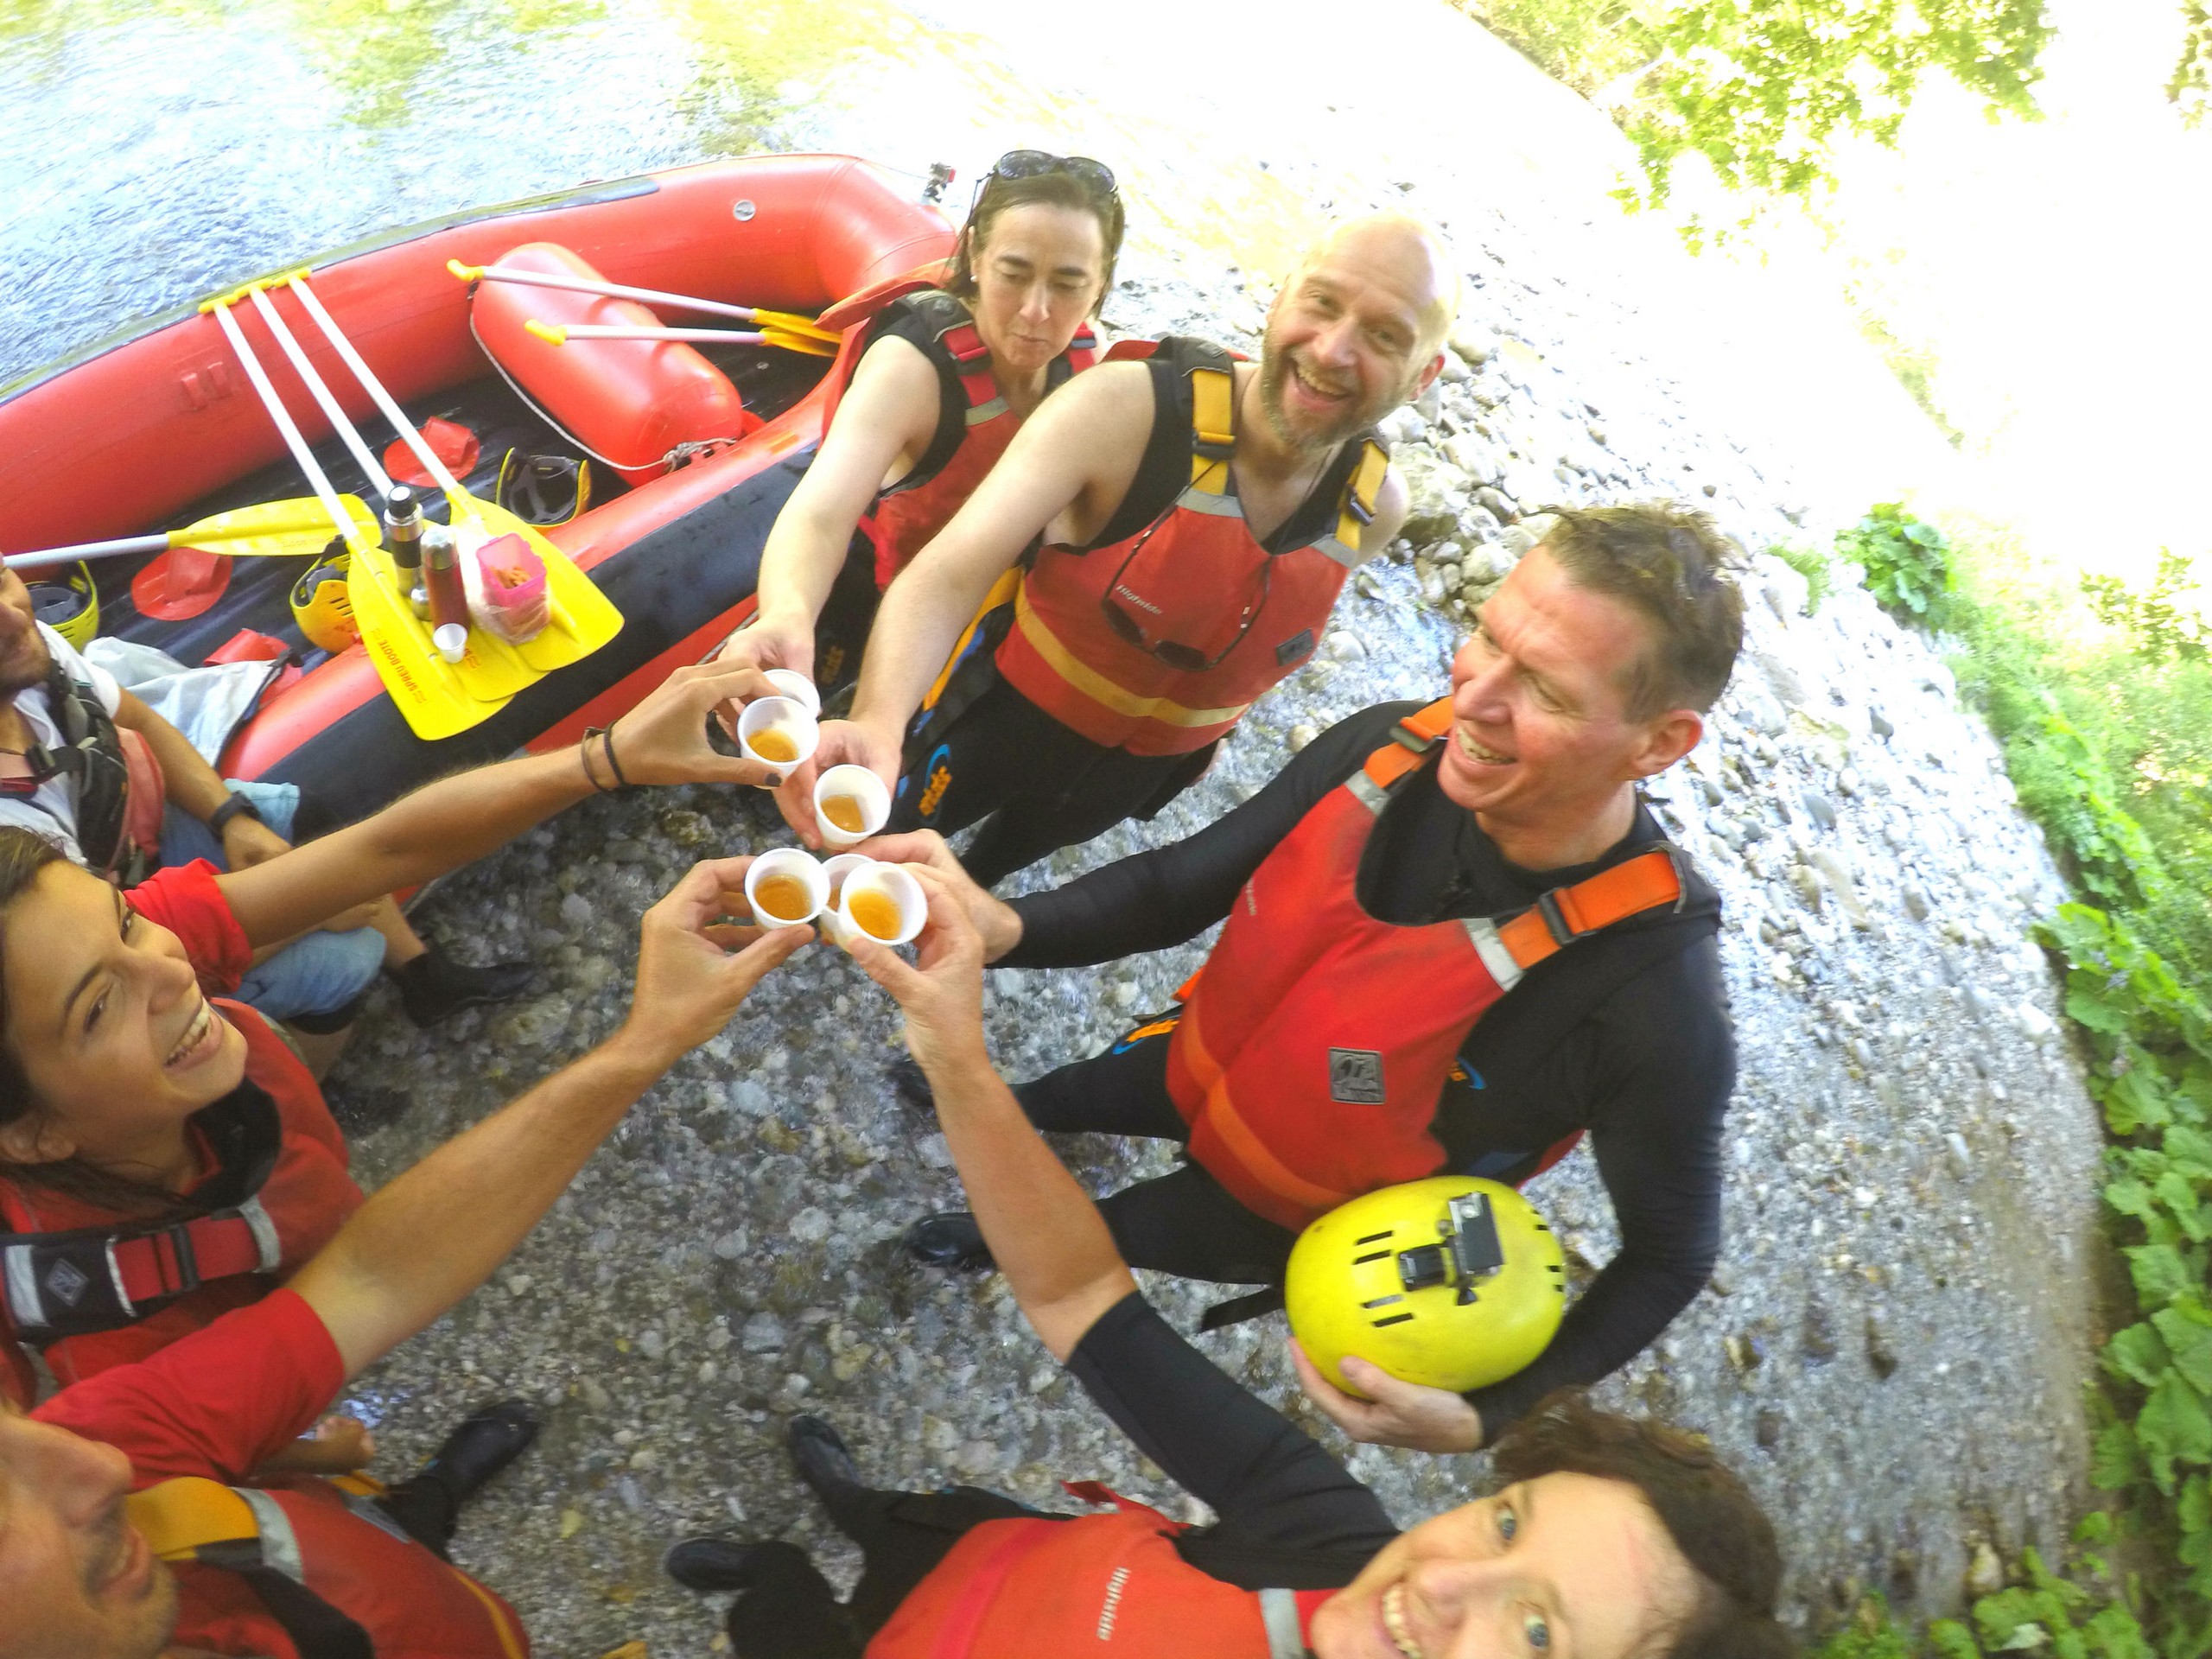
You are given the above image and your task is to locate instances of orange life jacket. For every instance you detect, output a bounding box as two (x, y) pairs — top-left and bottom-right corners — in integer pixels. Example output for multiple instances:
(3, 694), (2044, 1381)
(1164, 700), (1690, 1230)
(994, 342), (1388, 756)
(0, 1000), (360, 1407)
(820, 275), (1096, 588)
(866, 1487), (1326, 1658)
(130, 1471), (529, 1659)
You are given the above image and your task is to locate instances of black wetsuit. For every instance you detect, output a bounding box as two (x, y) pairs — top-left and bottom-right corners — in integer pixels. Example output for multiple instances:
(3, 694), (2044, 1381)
(882, 344), (1371, 890)
(722, 1293), (1396, 1657)
(996, 701), (1735, 1433)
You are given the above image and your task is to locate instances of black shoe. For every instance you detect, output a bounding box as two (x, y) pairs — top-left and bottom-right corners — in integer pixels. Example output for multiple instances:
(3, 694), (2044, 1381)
(417, 1400), (539, 1505)
(665, 1535), (779, 1593)
(785, 1414), (863, 1503)
(887, 1055), (932, 1118)
(902, 1211), (995, 1272)
(390, 947), (537, 1027)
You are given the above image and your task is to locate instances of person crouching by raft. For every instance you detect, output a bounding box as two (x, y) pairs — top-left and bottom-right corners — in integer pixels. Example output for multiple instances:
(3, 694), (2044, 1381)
(876, 504), (1744, 1457)
(0, 855), (812, 1659)
(664, 869), (1793, 1659)
(0, 660), (785, 1410)
(712, 150), (1123, 696)
(771, 213), (1456, 890)
(0, 562), (537, 1053)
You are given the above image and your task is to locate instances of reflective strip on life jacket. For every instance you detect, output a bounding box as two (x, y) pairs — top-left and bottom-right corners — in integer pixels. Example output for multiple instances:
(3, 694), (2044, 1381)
(1007, 584), (1255, 730)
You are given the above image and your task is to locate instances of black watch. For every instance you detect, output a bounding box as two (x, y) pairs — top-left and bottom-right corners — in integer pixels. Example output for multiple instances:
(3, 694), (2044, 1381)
(207, 793), (264, 837)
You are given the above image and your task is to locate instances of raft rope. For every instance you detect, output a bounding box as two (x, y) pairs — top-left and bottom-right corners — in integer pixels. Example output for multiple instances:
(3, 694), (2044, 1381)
(466, 309), (744, 479)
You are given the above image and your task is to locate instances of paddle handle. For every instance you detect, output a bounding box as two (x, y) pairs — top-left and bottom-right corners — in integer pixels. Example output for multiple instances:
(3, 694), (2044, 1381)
(452, 259), (762, 325)
(5, 534), (169, 570)
(207, 301), (360, 549)
(524, 321), (768, 347)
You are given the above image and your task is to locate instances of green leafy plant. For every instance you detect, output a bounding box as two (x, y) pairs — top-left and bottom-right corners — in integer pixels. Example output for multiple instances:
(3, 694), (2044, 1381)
(1837, 504), (1956, 628)
(2083, 552), (2212, 666)
(1770, 540), (1835, 613)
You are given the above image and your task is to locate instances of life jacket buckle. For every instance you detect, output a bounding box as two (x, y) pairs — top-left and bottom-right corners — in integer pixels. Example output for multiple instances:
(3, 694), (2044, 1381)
(1344, 491), (1376, 528)
(1192, 431), (1236, 463)
(1535, 888), (1578, 947)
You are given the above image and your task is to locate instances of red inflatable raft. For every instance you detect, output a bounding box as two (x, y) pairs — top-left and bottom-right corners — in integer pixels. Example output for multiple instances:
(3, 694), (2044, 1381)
(0, 154), (950, 821)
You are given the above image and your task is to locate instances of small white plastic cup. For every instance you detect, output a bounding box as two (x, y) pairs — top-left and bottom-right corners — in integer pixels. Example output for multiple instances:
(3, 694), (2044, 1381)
(837, 861), (926, 947)
(816, 854), (873, 944)
(812, 764), (890, 849)
(744, 849), (828, 929)
(737, 696), (819, 783)
(763, 668), (821, 717)
(433, 622), (468, 664)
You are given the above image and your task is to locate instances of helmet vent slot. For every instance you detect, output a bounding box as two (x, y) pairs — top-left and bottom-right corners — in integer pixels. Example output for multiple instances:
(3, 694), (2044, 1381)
(1370, 1313), (1415, 1327)
(1355, 1230), (1395, 1245)
(1361, 1294), (1405, 1310)
(1352, 1249), (1392, 1266)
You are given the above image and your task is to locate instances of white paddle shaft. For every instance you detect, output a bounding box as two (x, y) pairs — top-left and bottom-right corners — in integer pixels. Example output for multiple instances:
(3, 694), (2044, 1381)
(6, 534), (169, 570)
(287, 276), (467, 503)
(247, 285), (394, 499)
(207, 301), (359, 545)
(474, 263), (760, 323)
(550, 324), (767, 345)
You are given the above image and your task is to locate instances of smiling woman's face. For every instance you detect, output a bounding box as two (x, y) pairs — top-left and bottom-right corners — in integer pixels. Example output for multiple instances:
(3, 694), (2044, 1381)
(0, 861), (245, 1173)
(1309, 1473), (1694, 1659)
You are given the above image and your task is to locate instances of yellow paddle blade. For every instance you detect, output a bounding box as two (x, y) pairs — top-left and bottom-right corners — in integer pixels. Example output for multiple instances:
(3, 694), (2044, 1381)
(170, 495), (378, 557)
(760, 326), (839, 359)
(442, 491), (624, 674)
(344, 539), (512, 741)
(750, 308), (839, 344)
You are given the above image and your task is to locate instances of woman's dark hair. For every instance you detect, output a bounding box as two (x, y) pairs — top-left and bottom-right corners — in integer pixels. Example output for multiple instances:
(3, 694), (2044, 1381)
(0, 826), (192, 1218)
(1492, 1391), (1796, 1659)
(941, 167), (1124, 318)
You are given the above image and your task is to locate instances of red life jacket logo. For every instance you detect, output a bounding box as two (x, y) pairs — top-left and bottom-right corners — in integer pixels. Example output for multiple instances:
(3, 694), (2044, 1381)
(1329, 1048), (1386, 1104)
(1112, 582), (1163, 616)
(1274, 627), (1315, 667)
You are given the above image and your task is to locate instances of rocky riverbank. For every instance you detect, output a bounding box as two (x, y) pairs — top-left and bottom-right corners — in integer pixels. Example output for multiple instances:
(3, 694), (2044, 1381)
(323, 217), (2105, 1656)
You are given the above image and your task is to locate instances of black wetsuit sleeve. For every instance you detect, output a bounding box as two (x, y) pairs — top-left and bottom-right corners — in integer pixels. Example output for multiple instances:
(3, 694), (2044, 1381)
(998, 704), (1416, 969)
(1069, 1291), (1398, 1554)
(1465, 938), (1733, 1430)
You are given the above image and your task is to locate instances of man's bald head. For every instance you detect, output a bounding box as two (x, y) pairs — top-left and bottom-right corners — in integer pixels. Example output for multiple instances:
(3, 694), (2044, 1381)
(1256, 213), (1460, 452)
(1291, 213), (1460, 355)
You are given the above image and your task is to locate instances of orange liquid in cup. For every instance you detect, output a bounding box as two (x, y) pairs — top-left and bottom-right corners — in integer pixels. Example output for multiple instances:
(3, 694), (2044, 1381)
(749, 728), (799, 765)
(848, 888), (906, 942)
(753, 874), (814, 922)
(822, 794), (869, 835)
(824, 873), (847, 905)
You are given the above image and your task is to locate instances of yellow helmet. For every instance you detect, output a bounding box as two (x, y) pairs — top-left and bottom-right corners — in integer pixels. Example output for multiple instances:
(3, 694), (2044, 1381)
(27, 563), (99, 651)
(289, 546), (359, 653)
(1285, 1176), (1567, 1397)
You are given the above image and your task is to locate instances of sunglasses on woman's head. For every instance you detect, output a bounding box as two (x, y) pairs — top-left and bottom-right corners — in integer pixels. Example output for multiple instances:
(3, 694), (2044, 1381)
(988, 149), (1117, 198)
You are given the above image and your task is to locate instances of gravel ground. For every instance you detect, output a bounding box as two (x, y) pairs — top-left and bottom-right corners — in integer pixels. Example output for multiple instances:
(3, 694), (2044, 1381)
(327, 229), (2107, 1654)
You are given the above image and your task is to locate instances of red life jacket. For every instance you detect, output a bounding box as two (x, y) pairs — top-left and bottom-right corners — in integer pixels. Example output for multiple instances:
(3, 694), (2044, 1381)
(995, 343), (1389, 756)
(1165, 700), (1690, 1230)
(129, 1471), (529, 1659)
(0, 1000), (360, 1407)
(821, 275), (1096, 588)
(866, 1487), (1325, 1658)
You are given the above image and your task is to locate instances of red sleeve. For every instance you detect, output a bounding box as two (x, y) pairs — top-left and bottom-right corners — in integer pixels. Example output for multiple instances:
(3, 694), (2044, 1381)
(127, 860), (251, 993)
(32, 1289), (345, 1486)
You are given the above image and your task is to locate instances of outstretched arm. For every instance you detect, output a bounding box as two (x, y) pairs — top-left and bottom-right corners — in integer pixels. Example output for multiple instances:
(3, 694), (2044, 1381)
(716, 336), (944, 685)
(213, 661), (779, 948)
(775, 362), (1157, 844)
(289, 857), (810, 1376)
(843, 870), (1135, 1357)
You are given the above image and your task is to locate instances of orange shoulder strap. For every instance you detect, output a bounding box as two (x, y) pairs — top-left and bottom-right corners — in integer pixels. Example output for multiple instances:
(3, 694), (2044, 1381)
(1361, 697), (1454, 790)
(1491, 849), (1687, 974)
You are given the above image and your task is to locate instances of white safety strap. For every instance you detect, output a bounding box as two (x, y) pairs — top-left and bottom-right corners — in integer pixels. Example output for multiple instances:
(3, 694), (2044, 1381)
(1259, 1588), (1305, 1659)
(236, 1488), (308, 1581)
(3, 1245), (42, 1329)
(1463, 917), (1526, 992)
(236, 1195), (284, 1274)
